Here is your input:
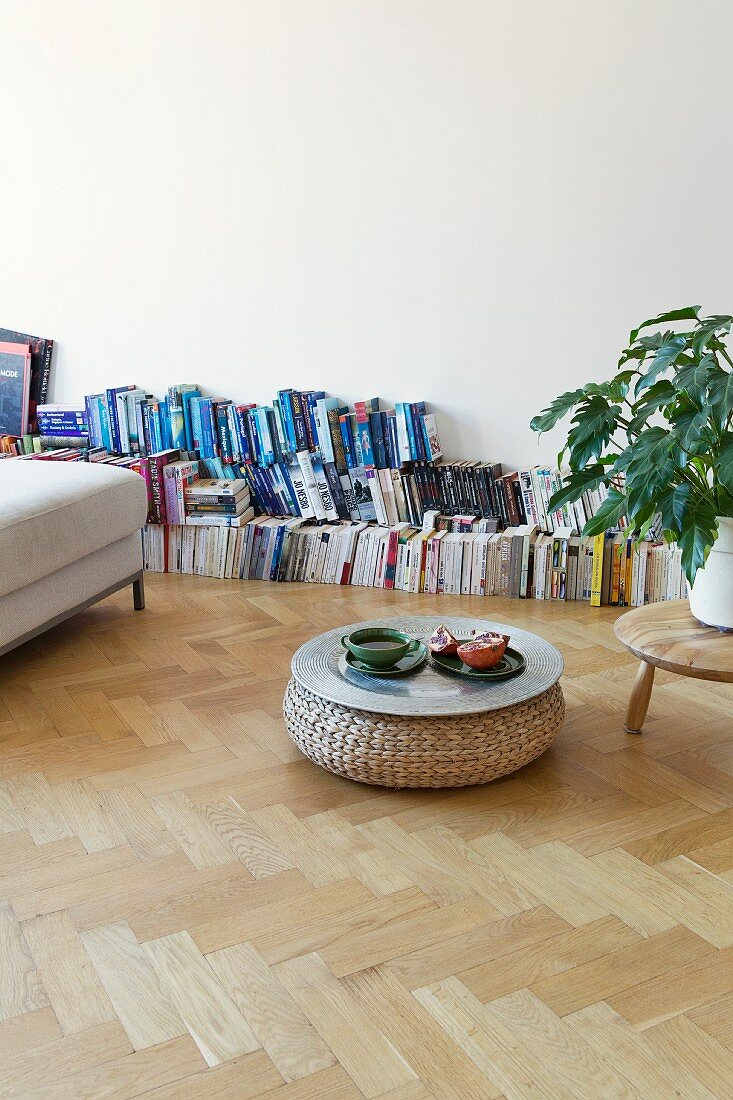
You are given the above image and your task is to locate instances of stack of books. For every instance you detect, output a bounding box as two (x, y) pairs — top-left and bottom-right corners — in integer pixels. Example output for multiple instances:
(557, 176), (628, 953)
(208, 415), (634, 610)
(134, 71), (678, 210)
(183, 479), (254, 527)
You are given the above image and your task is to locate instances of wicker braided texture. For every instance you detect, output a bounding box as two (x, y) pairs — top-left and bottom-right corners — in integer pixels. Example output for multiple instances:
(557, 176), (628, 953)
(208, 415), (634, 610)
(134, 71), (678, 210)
(283, 677), (565, 788)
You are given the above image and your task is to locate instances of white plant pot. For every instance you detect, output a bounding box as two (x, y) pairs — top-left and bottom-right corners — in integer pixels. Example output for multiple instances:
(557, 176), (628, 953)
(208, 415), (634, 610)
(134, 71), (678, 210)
(689, 517), (733, 631)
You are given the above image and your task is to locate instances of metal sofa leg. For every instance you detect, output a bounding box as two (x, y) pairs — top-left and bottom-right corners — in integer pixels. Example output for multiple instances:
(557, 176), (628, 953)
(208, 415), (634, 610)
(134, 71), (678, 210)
(132, 573), (145, 611)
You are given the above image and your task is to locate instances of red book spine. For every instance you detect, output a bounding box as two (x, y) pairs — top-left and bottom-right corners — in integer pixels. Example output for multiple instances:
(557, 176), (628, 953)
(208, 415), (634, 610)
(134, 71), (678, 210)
(383, 528), (399, 589)
(137, 457), (155, 522)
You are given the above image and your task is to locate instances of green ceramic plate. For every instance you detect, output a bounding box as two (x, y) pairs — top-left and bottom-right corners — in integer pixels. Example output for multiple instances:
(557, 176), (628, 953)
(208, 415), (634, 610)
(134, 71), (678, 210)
(341, 641), (429, 677)
(430, 646), (526, 681)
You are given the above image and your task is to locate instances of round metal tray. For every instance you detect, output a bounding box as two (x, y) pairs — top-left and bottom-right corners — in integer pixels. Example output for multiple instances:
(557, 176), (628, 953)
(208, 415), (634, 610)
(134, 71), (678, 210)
(290, 615), (563, 716)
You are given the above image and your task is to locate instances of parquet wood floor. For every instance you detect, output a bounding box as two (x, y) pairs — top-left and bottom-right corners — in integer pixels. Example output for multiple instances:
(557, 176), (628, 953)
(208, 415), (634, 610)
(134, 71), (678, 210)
(1, 574), (733, 1098)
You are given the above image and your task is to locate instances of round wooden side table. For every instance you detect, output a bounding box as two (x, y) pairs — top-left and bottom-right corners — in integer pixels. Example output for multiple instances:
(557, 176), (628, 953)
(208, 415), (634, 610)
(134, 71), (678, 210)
(614, 599), (733, 734)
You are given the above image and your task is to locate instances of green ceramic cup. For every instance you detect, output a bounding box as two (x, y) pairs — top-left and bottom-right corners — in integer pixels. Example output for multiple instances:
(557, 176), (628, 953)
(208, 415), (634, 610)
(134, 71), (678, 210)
(340, 627), (419, 669)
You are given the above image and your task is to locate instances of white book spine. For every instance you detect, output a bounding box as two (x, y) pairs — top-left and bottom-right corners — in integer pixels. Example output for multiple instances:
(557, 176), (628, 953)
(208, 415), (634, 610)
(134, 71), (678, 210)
(296, 451), (327, 520)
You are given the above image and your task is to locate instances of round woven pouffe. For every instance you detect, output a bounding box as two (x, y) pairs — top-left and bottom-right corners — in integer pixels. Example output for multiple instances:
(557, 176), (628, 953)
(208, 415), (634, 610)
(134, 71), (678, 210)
(284, 677), (564, 788)
(283, 615), (565, 788)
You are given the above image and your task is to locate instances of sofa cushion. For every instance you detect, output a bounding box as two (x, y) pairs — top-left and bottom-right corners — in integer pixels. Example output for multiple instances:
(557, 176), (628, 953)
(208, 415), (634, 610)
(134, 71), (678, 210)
(0, 461), (148, 598)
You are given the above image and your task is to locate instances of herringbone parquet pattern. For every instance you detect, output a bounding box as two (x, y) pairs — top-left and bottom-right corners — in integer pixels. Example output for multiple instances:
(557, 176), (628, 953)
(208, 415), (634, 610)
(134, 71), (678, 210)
(1, 575), (733, 1098)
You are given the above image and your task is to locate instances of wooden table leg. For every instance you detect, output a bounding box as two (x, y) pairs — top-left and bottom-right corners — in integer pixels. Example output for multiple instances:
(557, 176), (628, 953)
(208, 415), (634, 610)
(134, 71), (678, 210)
(625, 660), (655, 734)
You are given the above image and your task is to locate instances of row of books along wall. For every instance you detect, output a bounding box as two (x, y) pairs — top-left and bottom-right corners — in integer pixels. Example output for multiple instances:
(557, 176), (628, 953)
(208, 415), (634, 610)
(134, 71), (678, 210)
(141, 516), (688, 608)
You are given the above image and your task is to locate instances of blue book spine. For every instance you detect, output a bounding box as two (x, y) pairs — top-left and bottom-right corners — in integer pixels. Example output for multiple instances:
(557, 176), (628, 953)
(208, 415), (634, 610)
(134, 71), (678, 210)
(268, 469), (288, 514)
(159, 398), (172, 450)
(84, 397), (96, 447)
(272, 399), (289, 456)
(315, 398), (338, 463)
(135, 400), (148, 456)
(306, 391), (324, 450)
(266, 467), (288, 515)
(168, 394), (186, 450)
(189, 397), (204, 452)
(234, 407), (252, 463)
(290, 393), (309, 451)
(386, 412), (399, 469)
(216, 405), (233, 463)
(410, 401), (427, 460)
(277, 390), (297, 452)
(181, 388), (200, 451)
(277, 462), (300, 516)
(370, 412), (387, 468)
(142, 403), (154, 454)
(256, 407), (275, 465)
(248, 409), (262, 464)
(240, 464), (262, 511)
(251, 466), (275, 514)
(150, 404), (162, 453)
(37, 422), (87, 438)
(205, 399), (217, 457)
(339, 416), (355, 468)
(38, 412), (86, 432)
(226, 405), (240, 462)
(201, 455), (230, 479)
(401, 402), (418, 460)
(199, 399), (214, 457)
(105, 389), (120, 451)
(269, 465), (288, 515)
(92, 397), (104, 448)
(126, 396), (140, 453)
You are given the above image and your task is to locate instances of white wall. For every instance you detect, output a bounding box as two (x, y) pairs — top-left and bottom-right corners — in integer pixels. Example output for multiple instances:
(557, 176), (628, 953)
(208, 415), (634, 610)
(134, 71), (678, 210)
(2, 0), (732, 468)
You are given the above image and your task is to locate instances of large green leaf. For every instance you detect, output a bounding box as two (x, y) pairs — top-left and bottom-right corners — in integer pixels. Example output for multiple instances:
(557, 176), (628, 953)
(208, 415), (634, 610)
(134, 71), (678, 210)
(546, 464), (607, 513)
(678, 496), (719, 583)
(636, 332), (667, 351)
(606, 370), (636, 402)
(635, 336), (687, 395)
(614, 426), (670, 473)
(656, 483), (691, 538)
(691, 315), (733, 357)
(618, 346), (648, 368)
(627, 380), (677, 434)
(674, 356), (713, 406)
(566, 396), (623, 471)
(583, 488), (627, 537)
(708, 369), (733, 427)
(530, 388), (586, 435)
(628, 306), (700, 345)
(719, 431), (733, 495)
(670, 401), (711, 454)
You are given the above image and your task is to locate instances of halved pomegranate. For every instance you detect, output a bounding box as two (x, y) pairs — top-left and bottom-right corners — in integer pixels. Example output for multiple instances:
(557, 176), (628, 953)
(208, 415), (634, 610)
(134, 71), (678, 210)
(428, 624), (461, 656)
(457, 633), (508, 669)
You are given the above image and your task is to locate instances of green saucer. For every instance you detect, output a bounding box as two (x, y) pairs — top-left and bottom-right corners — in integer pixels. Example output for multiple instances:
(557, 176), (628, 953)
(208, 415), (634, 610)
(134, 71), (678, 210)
(430, 646), (525, 681)
(340, 641), (428, 677)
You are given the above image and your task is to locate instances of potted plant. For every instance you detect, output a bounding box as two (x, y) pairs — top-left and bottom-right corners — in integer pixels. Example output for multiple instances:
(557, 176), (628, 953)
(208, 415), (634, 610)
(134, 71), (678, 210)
(531, 306), (733, 630)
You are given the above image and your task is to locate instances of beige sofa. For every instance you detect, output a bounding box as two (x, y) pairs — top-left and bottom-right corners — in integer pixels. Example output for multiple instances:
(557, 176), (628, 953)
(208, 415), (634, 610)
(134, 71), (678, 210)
(0, 460), (148, 655)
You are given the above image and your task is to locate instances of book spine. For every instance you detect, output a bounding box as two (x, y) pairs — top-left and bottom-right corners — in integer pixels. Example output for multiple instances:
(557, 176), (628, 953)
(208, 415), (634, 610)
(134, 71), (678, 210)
(339, 414), (355, 468)
(216, 405), (234, 464)
(328, 407), (347, 471)
(401, 402), (418, 460)
(590, 532), (604, 606)
(290, 392), (309, 451)
(105, 389), (120, 452)
(37, 341), (53, 406)
(277, 391), (297, 452)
